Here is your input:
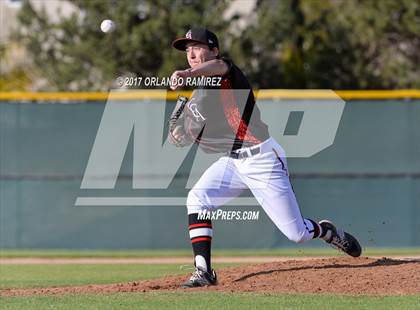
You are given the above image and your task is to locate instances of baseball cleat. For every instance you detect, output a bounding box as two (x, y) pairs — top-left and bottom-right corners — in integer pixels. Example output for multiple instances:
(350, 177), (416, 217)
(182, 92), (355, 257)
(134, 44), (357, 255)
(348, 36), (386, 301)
(319, 220), (362, 257)
(181, 267), (218, 288)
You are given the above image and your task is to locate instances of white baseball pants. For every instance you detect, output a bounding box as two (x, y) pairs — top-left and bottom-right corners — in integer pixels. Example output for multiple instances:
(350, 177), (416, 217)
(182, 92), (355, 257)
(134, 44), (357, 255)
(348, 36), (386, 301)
(187, 137), (317, 243)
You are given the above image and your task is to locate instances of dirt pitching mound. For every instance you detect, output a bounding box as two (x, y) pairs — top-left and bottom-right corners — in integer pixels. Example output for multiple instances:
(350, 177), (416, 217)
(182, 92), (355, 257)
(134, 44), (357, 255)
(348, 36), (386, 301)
(2, 257), (419, 297)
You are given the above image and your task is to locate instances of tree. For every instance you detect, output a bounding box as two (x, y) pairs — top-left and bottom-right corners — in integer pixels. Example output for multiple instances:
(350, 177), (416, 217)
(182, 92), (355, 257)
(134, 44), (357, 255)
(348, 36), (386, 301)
(14, 0), (230, 91)
(230, 0), (420, 89)
(12, 0), (420, 90)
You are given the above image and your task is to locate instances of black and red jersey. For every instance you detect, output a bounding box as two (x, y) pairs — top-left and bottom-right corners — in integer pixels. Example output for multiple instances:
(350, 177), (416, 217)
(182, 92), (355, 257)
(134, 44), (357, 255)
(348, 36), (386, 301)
(183, 57), (269, 153)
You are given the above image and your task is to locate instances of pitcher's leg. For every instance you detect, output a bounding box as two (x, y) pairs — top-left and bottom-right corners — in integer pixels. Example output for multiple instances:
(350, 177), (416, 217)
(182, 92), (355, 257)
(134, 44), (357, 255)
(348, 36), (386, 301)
(186, 157), (246, 274)
(250, 175), (321, 243)
(237, 143), (321, 243)
(242, 146), (361, 256)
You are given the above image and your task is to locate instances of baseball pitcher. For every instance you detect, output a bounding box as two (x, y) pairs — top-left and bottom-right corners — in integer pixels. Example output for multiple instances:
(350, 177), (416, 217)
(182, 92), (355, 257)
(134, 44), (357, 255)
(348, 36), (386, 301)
(168, 27), (362, 288)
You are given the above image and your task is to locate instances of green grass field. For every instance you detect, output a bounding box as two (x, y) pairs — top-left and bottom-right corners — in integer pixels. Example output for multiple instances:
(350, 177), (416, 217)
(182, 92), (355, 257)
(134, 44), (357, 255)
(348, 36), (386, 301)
(1, 248), (419, 309)
(1, 247), (418, 258)
(0, 263), (238, 289)
(2, 293), (419, 310)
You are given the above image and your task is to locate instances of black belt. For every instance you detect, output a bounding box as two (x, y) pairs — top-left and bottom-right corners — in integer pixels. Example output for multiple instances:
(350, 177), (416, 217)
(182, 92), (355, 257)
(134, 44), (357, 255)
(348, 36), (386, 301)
(228, 146), (261, 159)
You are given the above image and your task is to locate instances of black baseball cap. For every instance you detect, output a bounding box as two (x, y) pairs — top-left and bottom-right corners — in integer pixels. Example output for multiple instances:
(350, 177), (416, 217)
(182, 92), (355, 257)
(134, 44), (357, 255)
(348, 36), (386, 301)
(172, 27), (219, 51)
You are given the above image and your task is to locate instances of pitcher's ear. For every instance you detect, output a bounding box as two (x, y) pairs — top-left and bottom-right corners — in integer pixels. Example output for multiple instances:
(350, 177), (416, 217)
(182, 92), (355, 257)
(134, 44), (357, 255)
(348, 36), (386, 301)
(211, 47), (219, 57)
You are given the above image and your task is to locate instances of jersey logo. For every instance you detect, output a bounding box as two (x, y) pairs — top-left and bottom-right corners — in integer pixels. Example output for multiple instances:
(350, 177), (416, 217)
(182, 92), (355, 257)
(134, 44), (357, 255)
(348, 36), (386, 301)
(188, 98), (206, 122)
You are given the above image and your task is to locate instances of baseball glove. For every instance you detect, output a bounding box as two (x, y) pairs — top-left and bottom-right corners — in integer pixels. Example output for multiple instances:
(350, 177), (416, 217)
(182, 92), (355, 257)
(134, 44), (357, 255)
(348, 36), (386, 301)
(168, 96), (191, 147)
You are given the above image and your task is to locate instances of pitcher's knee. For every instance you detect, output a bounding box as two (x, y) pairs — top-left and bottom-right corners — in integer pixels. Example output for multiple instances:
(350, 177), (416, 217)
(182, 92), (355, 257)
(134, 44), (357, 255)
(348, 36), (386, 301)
(186, 189), (207, 214)
(285, 231), (306, 244)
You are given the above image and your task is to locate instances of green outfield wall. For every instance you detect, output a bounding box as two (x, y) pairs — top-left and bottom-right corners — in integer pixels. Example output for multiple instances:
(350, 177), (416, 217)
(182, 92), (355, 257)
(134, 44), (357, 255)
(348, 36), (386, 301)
(0, 99), (419, 249)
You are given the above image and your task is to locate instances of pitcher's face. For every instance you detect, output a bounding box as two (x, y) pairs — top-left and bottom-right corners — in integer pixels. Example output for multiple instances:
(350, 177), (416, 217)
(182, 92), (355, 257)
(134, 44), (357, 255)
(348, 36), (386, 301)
(186, 42), (218, 68)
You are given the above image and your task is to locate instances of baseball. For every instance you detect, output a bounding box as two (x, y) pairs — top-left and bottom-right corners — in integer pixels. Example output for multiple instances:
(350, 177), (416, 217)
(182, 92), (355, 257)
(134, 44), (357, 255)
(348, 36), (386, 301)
(100, 19), (115, 33)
